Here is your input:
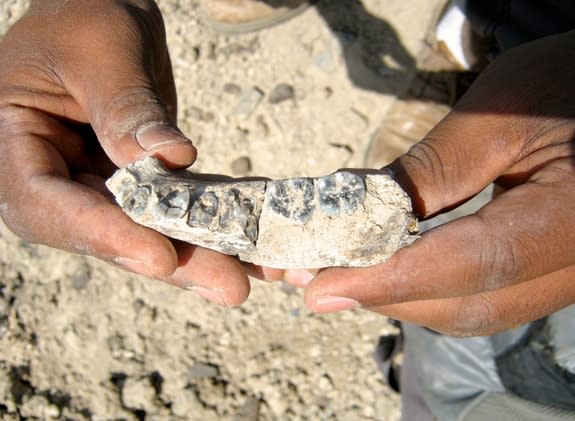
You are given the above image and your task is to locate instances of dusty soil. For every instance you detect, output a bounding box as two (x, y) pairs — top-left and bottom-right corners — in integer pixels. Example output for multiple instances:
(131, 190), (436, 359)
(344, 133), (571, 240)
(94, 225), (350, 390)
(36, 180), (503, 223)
(0, 1), (440, 419)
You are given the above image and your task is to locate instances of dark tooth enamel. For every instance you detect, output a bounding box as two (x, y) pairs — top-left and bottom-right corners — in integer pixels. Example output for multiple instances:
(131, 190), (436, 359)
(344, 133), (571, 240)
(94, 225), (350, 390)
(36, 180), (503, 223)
(188, 191), (218, 227)
(220, 189), (258, 243)
(317, 172), (365, 217)
(157, 188), (191, 220)
(123, 186), (150, 217)
(107, 157), (417, 268)
(267, 178), (315, 224)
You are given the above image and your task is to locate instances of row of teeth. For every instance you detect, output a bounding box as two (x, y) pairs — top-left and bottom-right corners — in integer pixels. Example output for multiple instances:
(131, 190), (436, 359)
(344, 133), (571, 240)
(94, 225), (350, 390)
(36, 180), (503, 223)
(267, 172), (365, 223)
(121, 171), (366, 242)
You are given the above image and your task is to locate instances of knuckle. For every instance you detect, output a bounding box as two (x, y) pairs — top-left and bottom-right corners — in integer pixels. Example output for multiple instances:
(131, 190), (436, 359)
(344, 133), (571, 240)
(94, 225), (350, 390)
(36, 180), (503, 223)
(0, 101), (24, 131)
(473, 214), (527, 291)
(448, 295), (504, 337)
(96, 87), (168, 139)
(0, 103), (37, 140)
(0, 204), (37, 246)
(405, 139), (448, 185)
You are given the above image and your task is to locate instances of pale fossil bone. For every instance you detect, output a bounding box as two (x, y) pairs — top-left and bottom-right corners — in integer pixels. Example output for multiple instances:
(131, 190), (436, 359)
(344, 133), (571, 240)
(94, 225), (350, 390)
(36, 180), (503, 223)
(106, 157), (418, 268)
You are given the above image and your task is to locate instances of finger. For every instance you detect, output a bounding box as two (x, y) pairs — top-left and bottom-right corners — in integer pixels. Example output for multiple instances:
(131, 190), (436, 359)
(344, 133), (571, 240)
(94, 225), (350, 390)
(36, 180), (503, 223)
(73, 173), (111, 198)
(71, 57), (197, 169)
(4, 173), (179, 279)
(0, 135), (178, 279)
(389, 34), (575, 218)
(389, 106), (522, 218)
(168, 244), (251, 307)
(305, 169), (575, 310)
(156, 40), (178, 121)
(0, 4), (196, 170)
(0, 105), (91, 171)
(242, 263), (285, 282)
(369, 264), (575, 336)
(40, 2), (196, 168)
(284, 269), (317, 288)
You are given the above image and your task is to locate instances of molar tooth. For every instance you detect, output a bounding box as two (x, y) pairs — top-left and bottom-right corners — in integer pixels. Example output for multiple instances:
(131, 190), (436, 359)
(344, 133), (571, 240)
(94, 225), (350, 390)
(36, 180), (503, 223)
(188, 191), (218, 227)
(317, 172), (365, 217)
(158, 188), (191, 220)
(123, 186), (150, 217)
(267, 178), (314, 224)
(220, 189), (259, 243)
(337, 172), (366, 213)
(267, 181), (290, 219)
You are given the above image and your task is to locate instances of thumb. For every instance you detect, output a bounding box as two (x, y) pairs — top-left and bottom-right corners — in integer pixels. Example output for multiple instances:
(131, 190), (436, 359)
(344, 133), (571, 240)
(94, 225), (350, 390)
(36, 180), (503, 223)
(79, 64), (197, 169)
(388, 75), (529, 217)
(389, 33), (575, 218)
(55, 2), (197, 169)
(388, 110), (514, 218)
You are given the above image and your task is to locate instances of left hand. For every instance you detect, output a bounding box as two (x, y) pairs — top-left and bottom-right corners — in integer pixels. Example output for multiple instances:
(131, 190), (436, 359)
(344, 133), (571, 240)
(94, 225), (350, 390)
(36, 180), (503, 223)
(0, 0), (283, 307)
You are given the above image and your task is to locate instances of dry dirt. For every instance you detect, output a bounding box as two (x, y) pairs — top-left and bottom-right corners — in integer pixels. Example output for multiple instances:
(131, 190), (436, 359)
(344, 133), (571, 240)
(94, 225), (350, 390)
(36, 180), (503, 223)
(0, 1), (440, 419)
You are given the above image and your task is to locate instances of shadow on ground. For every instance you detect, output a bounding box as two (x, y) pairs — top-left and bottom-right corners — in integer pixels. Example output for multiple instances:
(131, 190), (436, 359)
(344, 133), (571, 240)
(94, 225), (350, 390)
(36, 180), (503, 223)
(312, 0), (478, 104)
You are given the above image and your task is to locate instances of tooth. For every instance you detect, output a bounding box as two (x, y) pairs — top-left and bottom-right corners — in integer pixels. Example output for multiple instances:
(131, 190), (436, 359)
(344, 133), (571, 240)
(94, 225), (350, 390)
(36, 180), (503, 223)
(106, 157), (418, 268)
(188, 191), (218, 227)
(122, 185), (151, 217)
(158, 188), (191, 220)
(267, 178), (315, 224)
(219, 189), (259, 244)
(317, 172), (365, 217)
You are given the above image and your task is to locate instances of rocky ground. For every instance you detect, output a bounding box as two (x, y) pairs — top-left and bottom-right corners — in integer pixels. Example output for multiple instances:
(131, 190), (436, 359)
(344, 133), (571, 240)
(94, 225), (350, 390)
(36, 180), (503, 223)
(0, 0), (441, 419)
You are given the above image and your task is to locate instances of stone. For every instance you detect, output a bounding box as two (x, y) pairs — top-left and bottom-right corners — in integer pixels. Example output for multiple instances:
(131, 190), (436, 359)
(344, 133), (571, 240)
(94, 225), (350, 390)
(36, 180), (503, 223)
(223, 82), (242, 96)
(268, 83), (295, 104)
(232, 86), (264, 118)
(189, 363), (220, 380)
(121, 377), (156, 412)
(231, 156), (252, 176)
(234, 396), (261, 421)
(187, 106), (214, 122)
(106, 157), (418, 268)
(19, 395), (60, 419)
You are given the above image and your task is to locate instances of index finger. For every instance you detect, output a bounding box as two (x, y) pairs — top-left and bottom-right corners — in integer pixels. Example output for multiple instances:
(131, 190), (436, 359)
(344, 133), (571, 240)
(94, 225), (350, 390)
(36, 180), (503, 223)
(304, 162), (575, 311)
(369, 264), (575, 336)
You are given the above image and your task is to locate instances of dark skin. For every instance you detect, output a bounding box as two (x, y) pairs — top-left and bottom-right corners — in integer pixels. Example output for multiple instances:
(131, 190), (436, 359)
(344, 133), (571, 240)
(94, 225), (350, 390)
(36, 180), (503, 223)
(1, 1), (574, 336)
(0, 0), (283, 307)
(297, 29), (575, 336)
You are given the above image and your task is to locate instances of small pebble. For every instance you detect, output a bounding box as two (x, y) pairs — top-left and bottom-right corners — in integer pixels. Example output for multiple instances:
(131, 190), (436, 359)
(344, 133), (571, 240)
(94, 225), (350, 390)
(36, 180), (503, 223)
(268, 83), (295, 104)
(231, 156), (252, 176)
(188, 106), (203, 120)
(188, 106), (214, 122)
(234, 396), (260, 421)
(71, 263), (91, 290)
(19, 395), (60, 419)
(0, 315), (8, 339)
(233, 87), (264, 118)
(189, 362), (220, 379)
(223, 82), (242, 96)
(121, 378), (156, 411)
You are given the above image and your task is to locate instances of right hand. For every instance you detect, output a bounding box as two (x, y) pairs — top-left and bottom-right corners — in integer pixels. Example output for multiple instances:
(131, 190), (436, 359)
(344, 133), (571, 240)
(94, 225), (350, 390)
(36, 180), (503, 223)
(0, 0), (281, 306)
(300, 30), (575, 336)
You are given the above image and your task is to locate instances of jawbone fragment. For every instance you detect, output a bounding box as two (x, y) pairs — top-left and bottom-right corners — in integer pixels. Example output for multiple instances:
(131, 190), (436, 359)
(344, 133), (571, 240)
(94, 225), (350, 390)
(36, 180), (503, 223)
(106, 157), (418, 268)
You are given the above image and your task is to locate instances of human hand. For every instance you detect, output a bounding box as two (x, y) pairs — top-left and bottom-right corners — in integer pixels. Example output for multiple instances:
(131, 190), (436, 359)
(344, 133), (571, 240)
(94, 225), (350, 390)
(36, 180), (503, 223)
(0, 0), (281, 306)
(300, 30), (575, 336)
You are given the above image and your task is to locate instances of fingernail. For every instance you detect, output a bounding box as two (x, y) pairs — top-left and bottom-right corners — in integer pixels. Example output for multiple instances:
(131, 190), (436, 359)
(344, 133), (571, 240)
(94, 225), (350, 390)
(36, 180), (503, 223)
(286, 269), (314, 287)
(311, 296), (360, 313)
(186, 286), (229, 307)
(115, 257), (151, 277)
(136, 123), (193, 151)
